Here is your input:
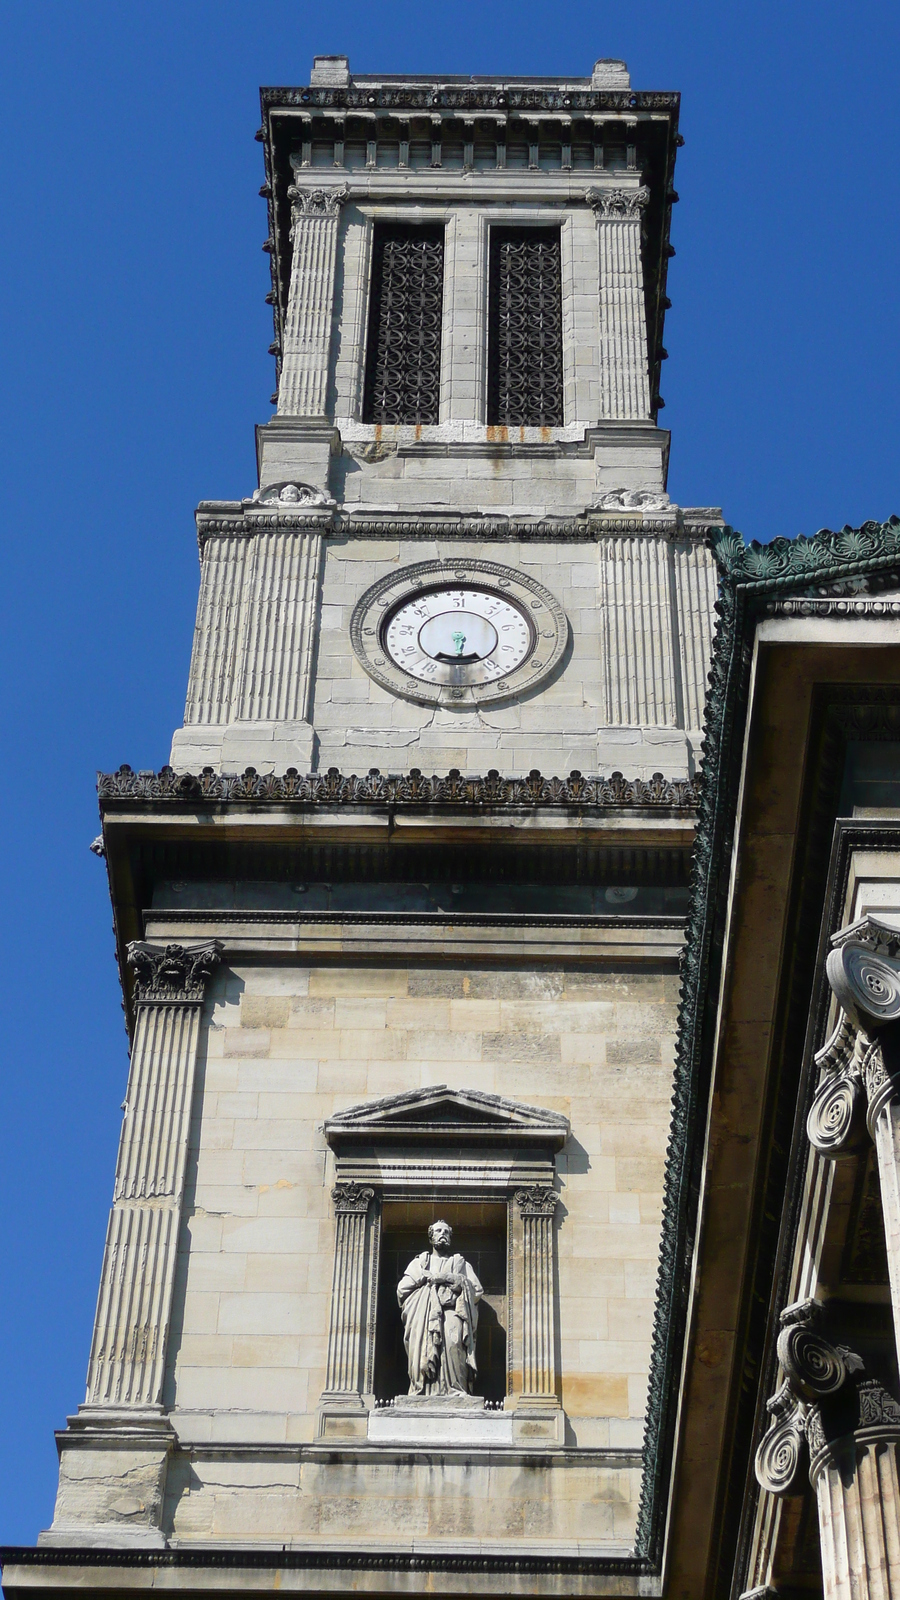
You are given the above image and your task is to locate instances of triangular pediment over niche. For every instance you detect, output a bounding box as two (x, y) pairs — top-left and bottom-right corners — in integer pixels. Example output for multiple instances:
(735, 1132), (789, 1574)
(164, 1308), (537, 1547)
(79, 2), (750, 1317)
(324, 1086), (569, 1150)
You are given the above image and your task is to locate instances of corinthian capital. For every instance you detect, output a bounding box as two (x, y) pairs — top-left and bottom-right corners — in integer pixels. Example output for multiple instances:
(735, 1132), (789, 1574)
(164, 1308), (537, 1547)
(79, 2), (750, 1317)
(331, 1181), (374, 1215)
(127, 940), (223, 1005)
(288, 184), (349, 221)
(515, 1184), (558, 1217)
(586, 185), (650, 220)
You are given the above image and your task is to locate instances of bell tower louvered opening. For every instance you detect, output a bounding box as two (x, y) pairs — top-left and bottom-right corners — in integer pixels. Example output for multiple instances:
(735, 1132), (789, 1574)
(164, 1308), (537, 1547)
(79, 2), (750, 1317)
(487, 227), (563, 427)
(363, 223), (445, 425)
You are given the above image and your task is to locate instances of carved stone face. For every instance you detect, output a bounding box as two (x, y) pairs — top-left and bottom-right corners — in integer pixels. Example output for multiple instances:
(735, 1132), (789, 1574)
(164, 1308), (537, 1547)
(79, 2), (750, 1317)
(428, 1220), (452, 1253)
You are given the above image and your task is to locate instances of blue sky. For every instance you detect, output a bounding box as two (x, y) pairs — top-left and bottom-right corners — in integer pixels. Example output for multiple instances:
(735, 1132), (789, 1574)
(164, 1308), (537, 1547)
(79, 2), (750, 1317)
(0, 0), (898, 1542)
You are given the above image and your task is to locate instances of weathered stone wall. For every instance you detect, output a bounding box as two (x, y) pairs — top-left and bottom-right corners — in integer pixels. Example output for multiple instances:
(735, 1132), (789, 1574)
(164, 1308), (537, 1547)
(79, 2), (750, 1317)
(169, 959), (677, 1449)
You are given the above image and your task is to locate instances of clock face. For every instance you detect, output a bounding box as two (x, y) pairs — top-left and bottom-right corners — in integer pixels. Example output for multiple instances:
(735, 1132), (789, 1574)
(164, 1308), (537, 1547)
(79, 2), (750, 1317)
(384, 587), (533, 687)
(351, 559), (567, 708)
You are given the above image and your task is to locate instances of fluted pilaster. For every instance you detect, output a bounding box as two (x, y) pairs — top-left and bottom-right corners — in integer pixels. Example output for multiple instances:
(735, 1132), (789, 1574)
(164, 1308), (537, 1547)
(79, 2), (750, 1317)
(278, 185), (347, 418)
(516, 1185), (559, 1403)
(600, 535), (679, 727)
(233, 531), (322, 723)
(322, 1182), (375, 1402)
(673, 540), (717, 730)
(588, 187), (651, 421)
(183, 535), (249, 726)
(85, 942), (221, 1409)
(182, 525), (324, 739)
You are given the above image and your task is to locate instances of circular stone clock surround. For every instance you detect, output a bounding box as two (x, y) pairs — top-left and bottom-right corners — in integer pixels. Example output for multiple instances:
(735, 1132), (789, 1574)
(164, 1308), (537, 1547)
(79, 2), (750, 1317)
(349, 559), (569, 708)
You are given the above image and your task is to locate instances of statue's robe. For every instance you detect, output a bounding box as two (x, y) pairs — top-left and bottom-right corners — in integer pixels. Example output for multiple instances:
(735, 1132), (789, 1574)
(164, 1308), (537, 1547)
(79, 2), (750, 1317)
(397, 1250), (483, 1396)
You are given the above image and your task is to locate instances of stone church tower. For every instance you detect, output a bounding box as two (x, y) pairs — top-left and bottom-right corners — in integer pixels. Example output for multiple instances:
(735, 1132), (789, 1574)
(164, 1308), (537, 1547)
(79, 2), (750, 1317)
(13, 53), (736, 1589)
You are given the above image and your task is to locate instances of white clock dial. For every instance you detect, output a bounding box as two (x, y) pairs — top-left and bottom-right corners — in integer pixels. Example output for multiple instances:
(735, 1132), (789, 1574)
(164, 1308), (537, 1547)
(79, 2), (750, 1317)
(384, 587), (533, 686)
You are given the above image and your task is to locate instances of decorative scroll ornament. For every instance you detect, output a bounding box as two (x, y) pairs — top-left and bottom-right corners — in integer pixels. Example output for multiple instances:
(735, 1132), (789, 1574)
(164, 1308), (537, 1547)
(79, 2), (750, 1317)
(776, 1302), (848, 1401)
(755, 1300), (865, 1497)
(754, 1380), (808, 1496)
(127, 940), (222, 1005)
(806, 1013), (868, 1156)
(331, 1182), (375, 1215)
(488, 231), (563, 428)
(363, 228), (444, 426)
(515, 1184), (559, 1217)
(827, 928), (900, 1028)
(586, 185), (651, 219)
(288, 183), (348, 220)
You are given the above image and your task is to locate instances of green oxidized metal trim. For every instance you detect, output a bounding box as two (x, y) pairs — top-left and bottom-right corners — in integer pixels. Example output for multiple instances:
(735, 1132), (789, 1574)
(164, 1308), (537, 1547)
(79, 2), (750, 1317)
(635, 515), (900, 1565)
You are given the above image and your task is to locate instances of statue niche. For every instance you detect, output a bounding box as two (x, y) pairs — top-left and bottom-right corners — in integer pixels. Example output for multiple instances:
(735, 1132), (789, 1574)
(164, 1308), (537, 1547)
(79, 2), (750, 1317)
(397, 1220), (484, 1397)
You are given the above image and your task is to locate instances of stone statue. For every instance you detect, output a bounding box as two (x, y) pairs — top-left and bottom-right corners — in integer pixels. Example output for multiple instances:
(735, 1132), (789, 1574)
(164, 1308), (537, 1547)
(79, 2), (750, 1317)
(397, 1220), (483, 1397)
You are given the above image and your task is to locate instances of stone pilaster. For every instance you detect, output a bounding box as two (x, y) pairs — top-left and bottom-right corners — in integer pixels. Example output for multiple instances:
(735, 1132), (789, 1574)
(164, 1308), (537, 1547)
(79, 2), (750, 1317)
(515, 1184), (560, 1407)
(85, 942), (222, 1408)
(278, 183), (347, 419)
(175, 523), (324, 774)
(587, 186), (651, 421)
(318, 1182), (375, 1436)
(807, 918), (900, 1352)
(755, 1300), (900, 1600)
(599, 535), (680, 728)
(44, 941), (221, 1547)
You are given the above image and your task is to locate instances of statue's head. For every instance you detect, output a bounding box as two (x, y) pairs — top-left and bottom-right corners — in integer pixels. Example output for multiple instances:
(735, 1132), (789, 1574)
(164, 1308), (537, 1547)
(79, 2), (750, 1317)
(428, 1219), (453, 1252)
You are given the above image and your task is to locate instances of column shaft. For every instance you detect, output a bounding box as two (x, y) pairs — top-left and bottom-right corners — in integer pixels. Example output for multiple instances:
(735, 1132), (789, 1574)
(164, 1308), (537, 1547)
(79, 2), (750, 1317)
(815, 1439), (900, 1600)
(872, 1102), (900, 1360)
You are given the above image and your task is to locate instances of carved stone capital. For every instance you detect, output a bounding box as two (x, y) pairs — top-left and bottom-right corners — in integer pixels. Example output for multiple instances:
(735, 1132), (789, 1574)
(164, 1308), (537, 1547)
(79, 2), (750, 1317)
(127, 941), (222, 1006)
(754, 1379), (808, 1496)
(515, 1184), (558, 1218)
(587, 185), (650, 220)
(827, 918), (900, 1029)
(331, 1181), (375, 1216)
(288, 183), (349, 222)
(806, 1015), (869, 1156)
(755, 1299), (869, 1497)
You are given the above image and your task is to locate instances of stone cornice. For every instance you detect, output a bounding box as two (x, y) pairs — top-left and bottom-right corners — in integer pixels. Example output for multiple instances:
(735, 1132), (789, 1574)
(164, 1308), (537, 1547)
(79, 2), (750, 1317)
(194, 506), (721, 545)
(99, 765), (701, 811)
(261, 84), (679, 115)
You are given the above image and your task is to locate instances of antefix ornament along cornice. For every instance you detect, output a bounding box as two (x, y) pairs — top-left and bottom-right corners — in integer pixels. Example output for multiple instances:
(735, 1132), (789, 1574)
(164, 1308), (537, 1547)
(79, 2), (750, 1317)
(98, 765), (700, 811)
